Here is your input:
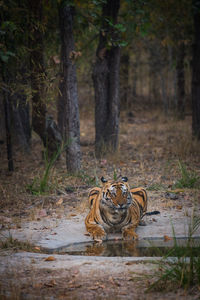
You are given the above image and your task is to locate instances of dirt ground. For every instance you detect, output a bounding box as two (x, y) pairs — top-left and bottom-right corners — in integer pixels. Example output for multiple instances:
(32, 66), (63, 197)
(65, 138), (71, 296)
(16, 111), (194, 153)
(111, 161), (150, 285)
(1, 251), (200, 300)
(0, 109), (200, 299)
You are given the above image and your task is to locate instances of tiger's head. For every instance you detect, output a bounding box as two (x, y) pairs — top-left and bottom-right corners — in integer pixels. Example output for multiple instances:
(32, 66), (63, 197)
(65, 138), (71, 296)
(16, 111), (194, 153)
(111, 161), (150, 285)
(100, 176), (132, 211)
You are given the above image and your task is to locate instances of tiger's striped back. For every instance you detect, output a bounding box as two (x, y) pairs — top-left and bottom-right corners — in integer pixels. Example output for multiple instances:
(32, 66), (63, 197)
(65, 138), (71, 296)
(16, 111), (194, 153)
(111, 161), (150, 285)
(130, 187), (147, 219)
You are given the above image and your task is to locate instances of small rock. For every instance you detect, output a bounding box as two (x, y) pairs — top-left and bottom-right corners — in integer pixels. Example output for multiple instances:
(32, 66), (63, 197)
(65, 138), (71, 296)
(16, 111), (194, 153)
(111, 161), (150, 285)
(0, 216), (12, 223)
(56, 198), (63, 206)
(38, 209), (47, 218)
(44, 256), (56, 261)
(65, 187), (75, 193)
(139, 220), (147, 226)
(165, 192), (178, 200)
(164, 235), (172, 242)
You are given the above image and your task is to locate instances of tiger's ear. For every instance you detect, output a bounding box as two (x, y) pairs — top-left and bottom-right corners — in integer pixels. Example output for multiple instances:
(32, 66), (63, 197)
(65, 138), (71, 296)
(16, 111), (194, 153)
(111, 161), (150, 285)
(122, 176), (128, 182)
(101, 177), (107, 183)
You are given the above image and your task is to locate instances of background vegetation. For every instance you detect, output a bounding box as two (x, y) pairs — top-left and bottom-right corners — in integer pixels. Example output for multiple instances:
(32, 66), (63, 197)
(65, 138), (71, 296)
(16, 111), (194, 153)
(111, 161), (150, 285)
(0, 0), (199, 211)
(1, 0), (200, 170)
(0, 1), (200, 298)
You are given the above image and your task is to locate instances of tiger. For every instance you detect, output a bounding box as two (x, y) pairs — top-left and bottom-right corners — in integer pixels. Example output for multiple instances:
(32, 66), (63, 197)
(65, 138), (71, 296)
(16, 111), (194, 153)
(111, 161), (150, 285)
(85, 176), (158, 242)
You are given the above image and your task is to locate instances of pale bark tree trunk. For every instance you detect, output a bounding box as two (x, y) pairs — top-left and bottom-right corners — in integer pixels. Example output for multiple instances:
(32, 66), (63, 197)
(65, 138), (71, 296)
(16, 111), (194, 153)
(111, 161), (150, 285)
(92, 0), (120, 157)
(58, 1), (81, 172)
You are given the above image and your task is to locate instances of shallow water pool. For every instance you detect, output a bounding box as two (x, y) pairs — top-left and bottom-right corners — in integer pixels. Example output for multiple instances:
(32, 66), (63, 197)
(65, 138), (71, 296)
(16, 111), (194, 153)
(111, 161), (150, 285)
(45, 237), (200, 257)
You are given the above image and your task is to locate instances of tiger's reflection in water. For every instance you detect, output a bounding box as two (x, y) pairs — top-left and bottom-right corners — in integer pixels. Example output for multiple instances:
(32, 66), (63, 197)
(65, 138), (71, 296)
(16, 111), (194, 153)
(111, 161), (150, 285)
(85, 240), (139, 257)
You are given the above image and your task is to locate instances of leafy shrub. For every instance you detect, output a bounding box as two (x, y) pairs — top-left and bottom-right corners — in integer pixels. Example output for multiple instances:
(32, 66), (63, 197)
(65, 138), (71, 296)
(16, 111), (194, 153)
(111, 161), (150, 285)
(27, 144), (64, 195)
(174, 161), (200, 189)
(147, 215), (200, 291)
(147, 183), (165, 191)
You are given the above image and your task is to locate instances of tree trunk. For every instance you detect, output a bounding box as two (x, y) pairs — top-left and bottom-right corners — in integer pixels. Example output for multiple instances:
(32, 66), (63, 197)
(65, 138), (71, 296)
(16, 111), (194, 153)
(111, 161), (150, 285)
(160, 71), (168, 115)
(192, 1), (200, 139)
(0, 95), (4, 143)
(172, 66), (177, 110)
(29, 0), (46, 144)
(2, 71), (14, 171)
(120, 50), (129, 109)
(92, 0), (120, 157)
(149, 66), (157, 105)
(12, 93), (31, 151)
(58, 1), (81, 172)
(11, 64), (31, 151)
(29, 0), (61, 157)
(176, 43), (185, 119)
(3, 96), (14, 172)
(132, 50), (140, 102)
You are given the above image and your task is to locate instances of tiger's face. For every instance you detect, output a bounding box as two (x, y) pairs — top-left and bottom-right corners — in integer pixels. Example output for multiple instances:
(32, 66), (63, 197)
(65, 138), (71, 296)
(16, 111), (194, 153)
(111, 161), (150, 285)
(100, 177), (132, 211)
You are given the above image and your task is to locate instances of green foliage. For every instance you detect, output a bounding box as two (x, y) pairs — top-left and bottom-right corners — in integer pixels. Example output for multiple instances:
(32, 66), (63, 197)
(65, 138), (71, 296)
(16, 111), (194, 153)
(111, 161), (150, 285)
(0, 234), (39, 253)
(0, 21), (16, 63)
(27, 144), (65, 195)
(75, 170), (99, 186)
(103, 17), (128, 48)
(113, 169), (118, 181)
(147, 214), (200, 291)
(147, 183), (165, 191)
(0, 0), (59, 104)
(91, 0), (106, 5)
(0, 2), (29, 65)
(174, 161), (200, 189)
(0, 49), (15, 63)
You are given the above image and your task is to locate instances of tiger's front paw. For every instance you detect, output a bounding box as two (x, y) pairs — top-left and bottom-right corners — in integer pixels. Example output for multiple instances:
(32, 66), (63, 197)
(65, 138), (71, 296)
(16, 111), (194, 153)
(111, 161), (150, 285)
(90, 226), (106, 242)
(122, 227), (138, 240)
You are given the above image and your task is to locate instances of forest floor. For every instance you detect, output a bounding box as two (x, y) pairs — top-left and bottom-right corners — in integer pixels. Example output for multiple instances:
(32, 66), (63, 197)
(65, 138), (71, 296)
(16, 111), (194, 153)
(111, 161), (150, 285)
(0, 108), (200, 299)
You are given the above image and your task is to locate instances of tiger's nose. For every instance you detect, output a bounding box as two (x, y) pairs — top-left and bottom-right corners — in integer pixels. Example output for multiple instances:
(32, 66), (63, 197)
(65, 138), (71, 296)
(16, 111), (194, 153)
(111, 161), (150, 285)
(119, 203), (125, 209)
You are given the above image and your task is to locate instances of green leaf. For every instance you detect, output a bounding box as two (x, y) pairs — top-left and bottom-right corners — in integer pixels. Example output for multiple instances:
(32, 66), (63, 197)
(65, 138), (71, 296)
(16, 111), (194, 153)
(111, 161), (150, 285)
(114, 23), (126, 33)
(119, 41), (128, 47)
(0, 54), (9, 62)
(0, 50), (15, 63)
